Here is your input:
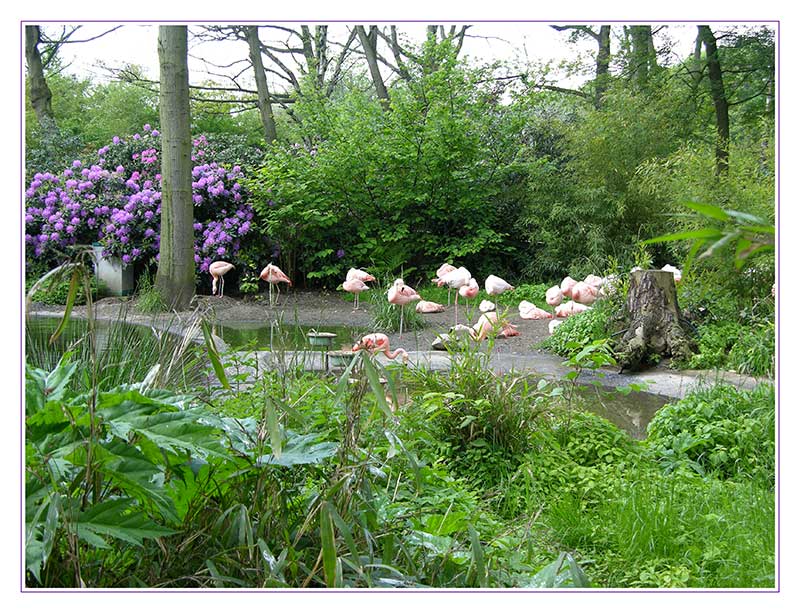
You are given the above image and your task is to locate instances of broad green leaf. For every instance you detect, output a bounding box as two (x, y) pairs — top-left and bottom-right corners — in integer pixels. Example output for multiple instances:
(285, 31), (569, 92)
(43, 359), (79, 405)
(75, 498), (175, 548)
(256, 432), (337, 467)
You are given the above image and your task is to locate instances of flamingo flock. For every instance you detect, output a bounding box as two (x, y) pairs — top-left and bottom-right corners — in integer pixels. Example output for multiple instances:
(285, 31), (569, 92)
(207, 258), (681, 368)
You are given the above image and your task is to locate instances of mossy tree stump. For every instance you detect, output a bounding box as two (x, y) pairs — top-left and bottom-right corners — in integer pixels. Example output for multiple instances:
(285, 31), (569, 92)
(615, 269), (696, 372)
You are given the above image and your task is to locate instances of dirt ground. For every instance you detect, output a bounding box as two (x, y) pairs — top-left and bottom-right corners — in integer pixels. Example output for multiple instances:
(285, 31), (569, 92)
(54, 288), (555, 356)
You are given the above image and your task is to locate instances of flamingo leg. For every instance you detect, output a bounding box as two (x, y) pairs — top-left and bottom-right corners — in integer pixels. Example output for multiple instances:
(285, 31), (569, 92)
(220, 277), (224, 297)
(454, 294), (459, 326)
(269, 283), (274, 307)
(399, 306), (404, 339)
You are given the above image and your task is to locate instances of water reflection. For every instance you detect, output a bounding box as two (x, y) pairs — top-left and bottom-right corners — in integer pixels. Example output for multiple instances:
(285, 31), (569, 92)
(213, 321), (362, 352)
(570, 386), (672, 439)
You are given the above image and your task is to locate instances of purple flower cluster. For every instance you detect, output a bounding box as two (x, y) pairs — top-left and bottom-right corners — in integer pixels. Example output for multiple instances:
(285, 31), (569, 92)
(25, 126), (255, 271)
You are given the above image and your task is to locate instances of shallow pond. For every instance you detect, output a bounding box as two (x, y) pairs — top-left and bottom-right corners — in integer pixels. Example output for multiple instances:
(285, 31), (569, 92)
(569, 386), (671, 440)
(26, 316), (155, 369)
(213, 321), (363, 352)
(26, 316), (671, 439)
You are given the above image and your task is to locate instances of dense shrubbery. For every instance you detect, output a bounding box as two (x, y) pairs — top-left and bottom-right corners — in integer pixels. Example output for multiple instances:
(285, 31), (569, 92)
(645, 384), (775, 485)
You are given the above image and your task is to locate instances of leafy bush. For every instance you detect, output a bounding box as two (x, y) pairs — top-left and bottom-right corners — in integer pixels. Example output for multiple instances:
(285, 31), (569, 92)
(645, 384), (775, 485)
(539, 300), (615, 358)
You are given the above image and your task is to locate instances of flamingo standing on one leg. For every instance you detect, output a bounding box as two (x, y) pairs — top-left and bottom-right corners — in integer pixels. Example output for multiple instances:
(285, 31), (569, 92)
(352, 333), (409, 363)
(260, 263), (292, 306)
(343, 278), (370, 311)
(209, 261), (234, 297)
(459, 277), (479, 315)
(485, 274), (514, 310)
(346, 268), (376, 283)
(387, 278), (421, 338)
(432, 263), (457, 305)
(438, 266), (471, 325)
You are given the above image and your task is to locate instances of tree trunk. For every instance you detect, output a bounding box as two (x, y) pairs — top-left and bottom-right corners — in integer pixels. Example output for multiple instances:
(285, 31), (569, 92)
(246, 26), (278, 143)
(628, 25), (659, 89)
(155, 26), (195, 311)
(616, 270), (696, 372)
(698, 25), (730, 176)
(594, 25), (611, 108)
(356, 25), (390, 108)
(25, 25), (58, 138)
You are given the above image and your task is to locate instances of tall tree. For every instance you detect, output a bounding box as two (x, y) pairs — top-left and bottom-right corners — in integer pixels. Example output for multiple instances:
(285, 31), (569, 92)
(356, 25), (390, 107)
(155, 26), (195, 310)
(625, 25), (661, 89)
(550, 25), (612, 108)
(246, 25), (278, 142)
(25, 25), (58, 138)
(698, 25), (730, 176)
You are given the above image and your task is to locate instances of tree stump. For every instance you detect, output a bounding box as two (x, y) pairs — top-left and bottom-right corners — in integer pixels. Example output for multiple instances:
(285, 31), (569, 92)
(615, 270), (696, 372)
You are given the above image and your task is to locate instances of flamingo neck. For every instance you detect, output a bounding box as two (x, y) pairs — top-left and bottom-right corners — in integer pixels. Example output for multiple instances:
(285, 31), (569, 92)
(384, 347), (408, 360)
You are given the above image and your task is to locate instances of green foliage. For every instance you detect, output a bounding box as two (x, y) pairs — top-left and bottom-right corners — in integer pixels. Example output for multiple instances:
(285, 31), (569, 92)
(645, 384), (775, 485)
(25, 357), (231, 585)
(539, 301), (616, 358)
(246, 58), (513, 286)
(366, 281), (426, 333)
(134, 269), (167, 314)
(25, 262), (95, 306)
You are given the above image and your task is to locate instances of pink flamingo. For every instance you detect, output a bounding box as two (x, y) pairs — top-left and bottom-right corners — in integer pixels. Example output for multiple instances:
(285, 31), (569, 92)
(438, 266), (471, 325)
(485, 274), (514, 310)
(432, 263), (457, 305)
(459, 277), (479, 314)
(260, 263), (292, 306)
(387, 278), (421, 338)
(342, 277), (370, 311)
(209, 261), (234, 297)
(471, 311), (519, 341)
(352, 333), (409, 363)
(571, 281), (598, 305)
(560, 276), (577, 299)
(518, 300), (554, 320)
(416, 300), (446, 314)
(545, 285), (563, 306)
(346, 268), (376, 283)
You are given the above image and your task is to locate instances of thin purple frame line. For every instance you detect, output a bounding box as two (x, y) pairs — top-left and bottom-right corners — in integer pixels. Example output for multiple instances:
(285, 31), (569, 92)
(19, 20), (779, 593)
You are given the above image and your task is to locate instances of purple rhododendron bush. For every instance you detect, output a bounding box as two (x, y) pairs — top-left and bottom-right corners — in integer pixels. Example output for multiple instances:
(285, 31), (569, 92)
(25, 126), (255, 277)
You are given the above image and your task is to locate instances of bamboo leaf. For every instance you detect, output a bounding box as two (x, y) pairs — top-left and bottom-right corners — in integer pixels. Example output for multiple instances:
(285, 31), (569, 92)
(264, 396), (283, 459)
(468, 524), (487, 587)
(319, 502), (339, 588)
(49, 268), (81, 345)
(683, 201), (730, 221)
(699, 231), (739, 260)
(361, 354), (395, 421)
(200, 319), (230, 390)
(642, 228), (723, 245)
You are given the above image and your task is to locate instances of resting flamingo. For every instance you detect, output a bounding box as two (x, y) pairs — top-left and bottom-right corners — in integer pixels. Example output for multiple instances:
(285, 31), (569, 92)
(343, 278), (370, 311)
(438, 266), (471, 325)
(346, 268), (376, 283)
(209, 261), (234, 297)
(485, 274), (514, 309)
(432, 263), (457, 305)
(260, 263), (292, 306)
(387, 278), (421, 337)
(352, 333), (409, 363)
(416, 300), (446, 314)
(459, 278), (479, 311)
